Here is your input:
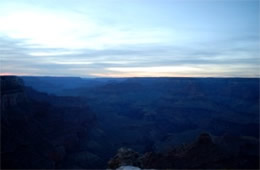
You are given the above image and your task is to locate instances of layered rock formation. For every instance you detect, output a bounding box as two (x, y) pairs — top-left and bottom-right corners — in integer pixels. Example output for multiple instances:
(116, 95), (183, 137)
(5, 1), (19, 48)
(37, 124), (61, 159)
(0, 76), (26, 110)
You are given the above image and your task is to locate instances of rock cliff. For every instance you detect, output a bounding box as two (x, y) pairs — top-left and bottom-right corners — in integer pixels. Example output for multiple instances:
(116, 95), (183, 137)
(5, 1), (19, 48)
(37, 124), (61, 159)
(1, 76), (99, 169)
(0, 76), (26, 110)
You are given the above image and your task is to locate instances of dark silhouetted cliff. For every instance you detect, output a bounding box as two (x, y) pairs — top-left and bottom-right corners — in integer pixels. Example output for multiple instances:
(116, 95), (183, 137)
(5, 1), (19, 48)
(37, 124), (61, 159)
(1, 76), (99, 169)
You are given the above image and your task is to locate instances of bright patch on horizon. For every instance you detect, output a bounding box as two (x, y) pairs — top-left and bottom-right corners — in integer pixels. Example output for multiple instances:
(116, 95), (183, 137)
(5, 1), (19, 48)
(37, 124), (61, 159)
(107, 66), (202, 73)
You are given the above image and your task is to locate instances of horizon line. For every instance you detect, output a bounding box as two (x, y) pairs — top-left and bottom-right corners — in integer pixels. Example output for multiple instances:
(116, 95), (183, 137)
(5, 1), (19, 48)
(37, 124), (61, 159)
(0, 74), (259, 79)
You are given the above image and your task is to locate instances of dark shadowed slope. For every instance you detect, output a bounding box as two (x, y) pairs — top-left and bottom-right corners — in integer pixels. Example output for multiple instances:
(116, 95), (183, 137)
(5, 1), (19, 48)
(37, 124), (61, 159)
(1, 76), (101, 169)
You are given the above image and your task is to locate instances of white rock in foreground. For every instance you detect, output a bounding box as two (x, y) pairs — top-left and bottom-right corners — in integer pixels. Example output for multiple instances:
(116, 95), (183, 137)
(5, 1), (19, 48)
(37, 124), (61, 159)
(116, 165), (141, 170)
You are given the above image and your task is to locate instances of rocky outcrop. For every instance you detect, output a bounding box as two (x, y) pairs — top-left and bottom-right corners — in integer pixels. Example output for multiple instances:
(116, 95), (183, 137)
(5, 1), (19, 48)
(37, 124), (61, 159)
(108, 133), (259, 169)
(108, 148), (141, 169)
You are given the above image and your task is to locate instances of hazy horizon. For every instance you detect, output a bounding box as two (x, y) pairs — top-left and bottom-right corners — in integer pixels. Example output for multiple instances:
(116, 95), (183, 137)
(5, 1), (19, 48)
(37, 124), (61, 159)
(1, 74), (260, 79)
(0, 0), (259, 77)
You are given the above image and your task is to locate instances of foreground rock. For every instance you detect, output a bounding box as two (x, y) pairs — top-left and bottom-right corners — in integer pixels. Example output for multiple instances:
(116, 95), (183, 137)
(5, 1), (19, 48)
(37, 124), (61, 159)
(108, 148), (141, 169)
(108, 133), (259, 169)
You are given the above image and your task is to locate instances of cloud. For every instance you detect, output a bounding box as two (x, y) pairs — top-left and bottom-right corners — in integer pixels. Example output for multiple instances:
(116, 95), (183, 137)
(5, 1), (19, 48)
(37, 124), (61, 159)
(0, 34), (259, 77)
(0, 0), (258, 77)
(0, 5), (173, 51)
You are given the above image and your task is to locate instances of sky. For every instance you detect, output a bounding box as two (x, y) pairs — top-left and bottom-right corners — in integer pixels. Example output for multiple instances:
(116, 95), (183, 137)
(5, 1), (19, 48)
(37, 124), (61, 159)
(0, 0), (259, 77)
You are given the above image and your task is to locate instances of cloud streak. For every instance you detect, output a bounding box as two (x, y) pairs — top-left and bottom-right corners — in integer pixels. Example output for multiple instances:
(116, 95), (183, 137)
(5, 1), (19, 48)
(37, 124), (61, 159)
(0, 0), (259, 77)
(0, 34), (259, 77)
